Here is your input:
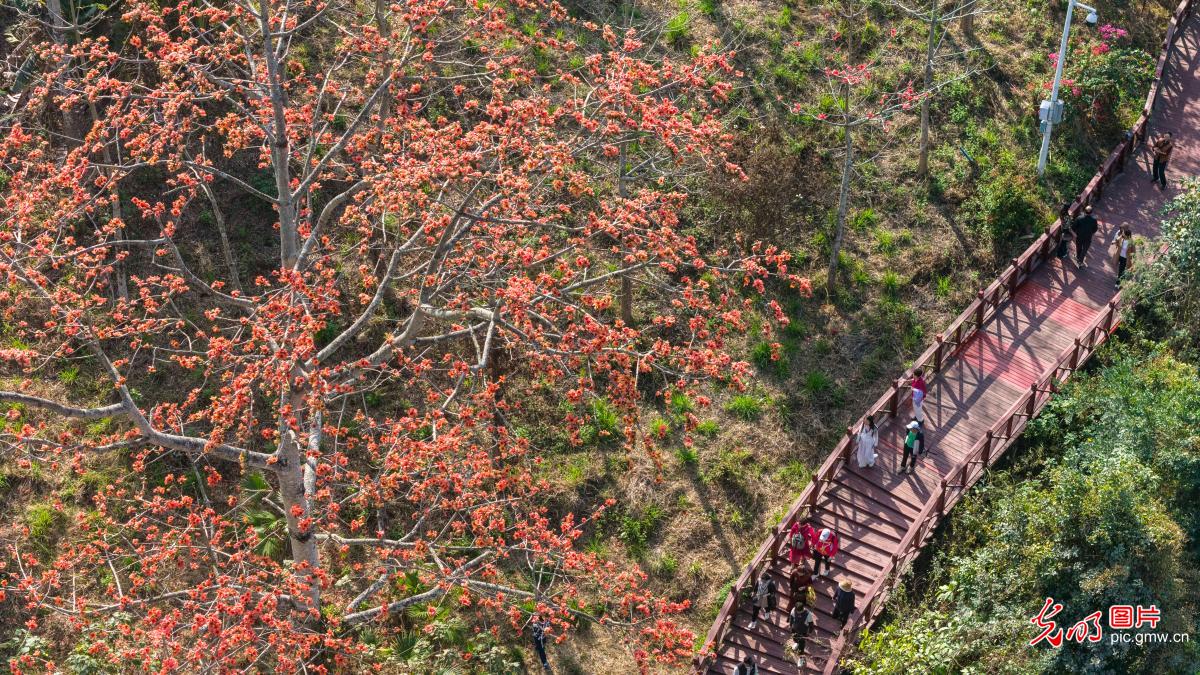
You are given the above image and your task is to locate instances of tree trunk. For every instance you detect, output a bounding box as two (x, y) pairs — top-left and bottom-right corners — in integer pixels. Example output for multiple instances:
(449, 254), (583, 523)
(917, 8), (938, 178)
(961, 0), (975, 36)
(374, 0), (393, 124)
(278, 388), (322, 611)
(199, 182), (244, 292)
(44, 0), (78, 141)
(827, 122), (854, 293)
(88, 101), (129, 301)
(258, 5), (299, 269)
(618, 143), (633, 326)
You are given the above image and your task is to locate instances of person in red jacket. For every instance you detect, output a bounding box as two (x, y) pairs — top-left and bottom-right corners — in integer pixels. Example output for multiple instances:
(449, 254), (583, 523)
(786, 520), (816, 566)
(813, 527), (839, 577)
(910, 368), (927, 423)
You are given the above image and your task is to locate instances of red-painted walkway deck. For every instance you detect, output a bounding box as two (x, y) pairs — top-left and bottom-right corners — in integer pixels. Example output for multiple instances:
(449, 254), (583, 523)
(702, 5), (1200, 674)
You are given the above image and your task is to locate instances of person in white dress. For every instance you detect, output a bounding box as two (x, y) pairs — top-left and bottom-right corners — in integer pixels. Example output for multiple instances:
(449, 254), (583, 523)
(855, 415), (879, 468)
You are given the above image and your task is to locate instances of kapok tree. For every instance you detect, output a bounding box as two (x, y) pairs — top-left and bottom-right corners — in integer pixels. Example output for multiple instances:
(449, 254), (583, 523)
(0, 0), (804, 670)
(797, 3), (922, 292)
(887, 0), (988, 177)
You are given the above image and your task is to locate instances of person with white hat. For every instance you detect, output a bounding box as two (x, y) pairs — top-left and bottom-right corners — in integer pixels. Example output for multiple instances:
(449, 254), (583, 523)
(812, 527), (839, 577)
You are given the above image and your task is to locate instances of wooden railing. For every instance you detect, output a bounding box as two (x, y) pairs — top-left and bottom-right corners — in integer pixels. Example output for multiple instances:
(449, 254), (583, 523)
(695, 0), (1195, 671)
(820, 296), (1123, 673)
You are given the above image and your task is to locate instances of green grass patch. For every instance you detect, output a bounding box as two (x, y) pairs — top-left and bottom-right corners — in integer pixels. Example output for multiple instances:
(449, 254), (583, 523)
(618, 505), (665, 559)
(725, 395), (765, 421)
(665, 12), (691, 46)
(675, 445), (699, 468)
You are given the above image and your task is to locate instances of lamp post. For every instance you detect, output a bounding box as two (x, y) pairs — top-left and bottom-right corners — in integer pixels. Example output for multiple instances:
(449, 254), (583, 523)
(1037, 0), (1098, 176)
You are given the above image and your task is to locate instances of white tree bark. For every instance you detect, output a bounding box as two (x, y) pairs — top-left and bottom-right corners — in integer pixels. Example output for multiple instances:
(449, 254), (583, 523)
(827, 116), (854, 292)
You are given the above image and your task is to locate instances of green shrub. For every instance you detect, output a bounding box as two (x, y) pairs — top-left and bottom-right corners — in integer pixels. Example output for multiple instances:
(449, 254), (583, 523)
(618, 505), (664, 558)
(802, 370), (833, 397)
(725, 395), (765, 421)
(703, 447), (755, 490)
(776, 459), (811, 486)
(653, 553), (679, 577)
(950, 102), (970, 124)
(669, 391), (694, 416)
(774, 5), (791, 28)
(874, 229), (896, 253)
(650, 417), (671, 438)
(969, 172), (1042, 249)
(25, 504), (62, 553)
(694, 420), (720, 438)
(675, 446), (699, 467)
(880, 271), (903, 298)
(935, 275), (953, 298)
(728, 508), (748, 528)
(580, 398), (621, 447)
(697, 0), (716, 16)
(853, 208), (880, 232)
(665, 12), (690, 45)
(749, 342), (789, 378)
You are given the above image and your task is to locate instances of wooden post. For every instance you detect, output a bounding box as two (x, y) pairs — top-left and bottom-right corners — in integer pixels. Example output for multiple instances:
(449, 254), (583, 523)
(1104, 299), (1118, 333)
(975, 290), (985, 326)
(1070, 338), (1082, 371)
(1027, 383), (1037, 417)
(934, 335), (944, 372)
(888, 380), (902, 417)
(954, 324), (962, 347)
(982, 430), (993, 465)
(1008, 259), (1021, 293)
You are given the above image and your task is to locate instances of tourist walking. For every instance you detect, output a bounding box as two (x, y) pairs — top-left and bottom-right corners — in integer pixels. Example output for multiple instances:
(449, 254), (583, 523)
(791, 565), (816, 610)
(832, 579), (856, 626)
(812, 527), (839, 577)
(1110, 226), (1136, 288)
(734, 655), (758, 675)
(1151, 131), (1175, 190)
(910, 369), (927, 423)
(787, 516), (806, 564)
(855, 414), (879, 469)
(788, 601), (816, 666)
(1056, 203), (1074, 261)
(900, 420), (920, 474)
(1072, 205), (1100, 268)
(531, 614), (551, 670)
(748, 573), (776, 629)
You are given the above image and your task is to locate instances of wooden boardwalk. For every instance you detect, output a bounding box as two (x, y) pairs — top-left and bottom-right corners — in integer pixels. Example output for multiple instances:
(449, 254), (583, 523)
(699, 3), (1200, 674)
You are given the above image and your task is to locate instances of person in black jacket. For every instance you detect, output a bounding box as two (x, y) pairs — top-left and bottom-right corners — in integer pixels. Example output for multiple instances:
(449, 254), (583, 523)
(734, 654), (758, 675)
(1072, 205), (1100, 268)
(1056, 203), (1074, 261)
(530, 614), (551, 670)
(789, 601), (816, 665)
(833, 579), (856, 626)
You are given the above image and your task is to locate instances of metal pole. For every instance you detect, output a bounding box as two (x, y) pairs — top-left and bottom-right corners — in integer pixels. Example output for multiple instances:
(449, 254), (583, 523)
(1037, 0), (1076, 176)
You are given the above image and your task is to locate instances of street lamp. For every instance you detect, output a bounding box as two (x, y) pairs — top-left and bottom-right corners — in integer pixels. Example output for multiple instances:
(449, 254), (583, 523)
(1037, 0), (1098, 176)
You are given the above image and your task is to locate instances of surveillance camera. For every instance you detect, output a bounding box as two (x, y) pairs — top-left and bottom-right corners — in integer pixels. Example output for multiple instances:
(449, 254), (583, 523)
(1086, 11), (1099, 25)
